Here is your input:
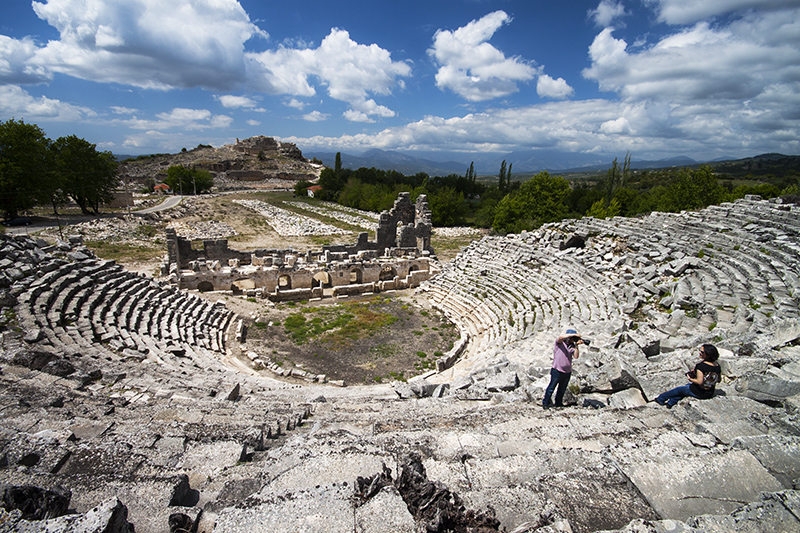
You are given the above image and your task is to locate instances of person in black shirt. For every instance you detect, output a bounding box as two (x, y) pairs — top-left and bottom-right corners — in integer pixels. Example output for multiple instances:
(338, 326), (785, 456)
(655, 344), (721, 407)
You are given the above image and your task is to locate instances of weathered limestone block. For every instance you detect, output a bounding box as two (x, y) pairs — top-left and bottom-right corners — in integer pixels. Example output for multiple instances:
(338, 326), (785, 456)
(212, 484), (355, 533)
(355, 485), (416, 533)
(718, 356), (769, 379)
(623, 329), (661, 357)
(178, 440), (247, 482)
(0, 496), (134, 533)
(686, 396), (776, 445)
(731, 435), (800, 488)
(621, 449), (783, 522)
(485, 370), (520, 392)
(736, 367), (800, 403)
(607, 388), (647, 409)
(582, 355), (641, 393)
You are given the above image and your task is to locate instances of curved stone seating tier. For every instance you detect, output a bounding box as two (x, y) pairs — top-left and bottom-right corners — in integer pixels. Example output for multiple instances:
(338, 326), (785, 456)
(16, 255), (237, 376)
(421, 198), (800, 374)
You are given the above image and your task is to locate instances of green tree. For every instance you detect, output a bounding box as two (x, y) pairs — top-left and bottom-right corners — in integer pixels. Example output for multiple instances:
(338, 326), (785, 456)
(498, 160), (508, 192)
(493, 171), (571, 233)
(164, 165), (213, 195)
(587, 198), (621, 219)
(0, 119), (56, 219)
(52, 135), (119, 215)
(428, 187), (466, 226)
(294, 180), (314, 197)
(334, 152), (342, 176)
(465, 161), (475, 183)
(661, 165), (724, 211)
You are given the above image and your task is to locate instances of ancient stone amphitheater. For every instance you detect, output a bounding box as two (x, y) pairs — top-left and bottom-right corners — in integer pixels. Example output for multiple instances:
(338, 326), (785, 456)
(1, 196), (799, 533)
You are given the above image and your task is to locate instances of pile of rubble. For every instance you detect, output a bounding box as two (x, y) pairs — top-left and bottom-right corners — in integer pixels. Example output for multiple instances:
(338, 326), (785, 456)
(285, 201), (379, 231)
(39, 215), (159, 245)
(166, 220), (237, 241)
(232, 199), (350, 236)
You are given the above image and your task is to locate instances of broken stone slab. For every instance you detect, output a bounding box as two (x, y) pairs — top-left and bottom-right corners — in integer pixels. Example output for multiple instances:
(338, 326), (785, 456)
(355, 485), (415, 533)
(718, 356), (769, 379)
(450, 375), (473, 391)
(599, 490), (800, 532)
(212, 484), (355, 533)
(431, 383), (450, 398)
(685, 396), (776, 445)
(392, 380), (415, 399)
(0, 496), (133, 533)
(582, 355), (641, 393)
(607, 388), (647, 410)
(1, 484), (71, 520)
(178, 440), (247, 482)
(67, 476), (193, 533)
(619, 449), (784, 522)
(485, 370), (520, 392)
(407, 377), (438, 398)
(731, 435), (800, 489)
(769, 318), (800, 348)
(623, 329), (661, 357)
(454, 383), (491, 401)
(736, 367), (800, 404)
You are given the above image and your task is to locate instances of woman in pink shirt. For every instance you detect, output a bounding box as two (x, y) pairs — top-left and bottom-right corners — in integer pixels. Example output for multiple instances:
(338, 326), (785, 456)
(543, 328), (584, 408)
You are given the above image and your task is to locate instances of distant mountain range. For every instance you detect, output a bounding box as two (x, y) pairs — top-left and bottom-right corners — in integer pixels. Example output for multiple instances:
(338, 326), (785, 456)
(305, 148), (710, 176)
(117, 143), (799, 180)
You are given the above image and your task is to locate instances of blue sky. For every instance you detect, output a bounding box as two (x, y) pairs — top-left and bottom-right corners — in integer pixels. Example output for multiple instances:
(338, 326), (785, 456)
(1, 0), (799, 164)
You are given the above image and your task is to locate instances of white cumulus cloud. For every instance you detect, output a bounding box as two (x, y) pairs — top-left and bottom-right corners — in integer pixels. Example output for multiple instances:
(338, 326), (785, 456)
(537, 74), (574, 99)
(583, 9), (800, 104)
(303, 110), (329, 122)
(428, 11), (537, 101)
(646, 0), (800, 25)
(248, 28), (410, 119)
(0, 36), (51, 84)
(26, 0), (266, 90)
(216, 95), (258, 109)
(121, 107), (233, 131)
(0, 85), (95, 121)
(590, 0), (628, 27)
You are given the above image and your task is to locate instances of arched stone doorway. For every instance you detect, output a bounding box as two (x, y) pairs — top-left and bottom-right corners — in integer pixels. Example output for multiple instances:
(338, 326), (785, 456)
(231, 278), (255, 295)
(379, 266), (396, 281)
(349, 269), (363, 284)
(314, 271), (332, 288)
(278, 274), (292, 289)
(198, 281), (214, 292)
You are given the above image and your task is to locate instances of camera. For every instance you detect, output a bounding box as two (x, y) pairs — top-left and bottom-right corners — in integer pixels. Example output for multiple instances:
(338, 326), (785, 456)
(568, 336), (590, 346)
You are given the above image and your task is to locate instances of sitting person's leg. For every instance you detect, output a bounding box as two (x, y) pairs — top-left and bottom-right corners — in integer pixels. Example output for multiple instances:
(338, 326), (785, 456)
(656, 384), (694, 407)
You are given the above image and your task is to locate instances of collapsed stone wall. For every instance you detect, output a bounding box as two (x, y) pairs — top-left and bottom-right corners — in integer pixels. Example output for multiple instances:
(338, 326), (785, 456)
(232, 135), (305, 161)
(164, 192), (437, 301)
(376, 192), (433, 254)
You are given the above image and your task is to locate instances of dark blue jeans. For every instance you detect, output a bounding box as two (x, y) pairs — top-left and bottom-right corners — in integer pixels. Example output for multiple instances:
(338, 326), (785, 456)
(543, 368), (571, 407)
(656, 384), (700, 407)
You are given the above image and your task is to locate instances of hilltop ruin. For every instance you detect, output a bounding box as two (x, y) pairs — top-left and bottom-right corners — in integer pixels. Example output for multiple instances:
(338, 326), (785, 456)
(119, 135), (320, 189)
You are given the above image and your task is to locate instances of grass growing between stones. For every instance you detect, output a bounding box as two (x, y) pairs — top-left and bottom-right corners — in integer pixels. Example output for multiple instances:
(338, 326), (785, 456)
(85, 240), (163, 263)
(282, 297), (399, 348)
